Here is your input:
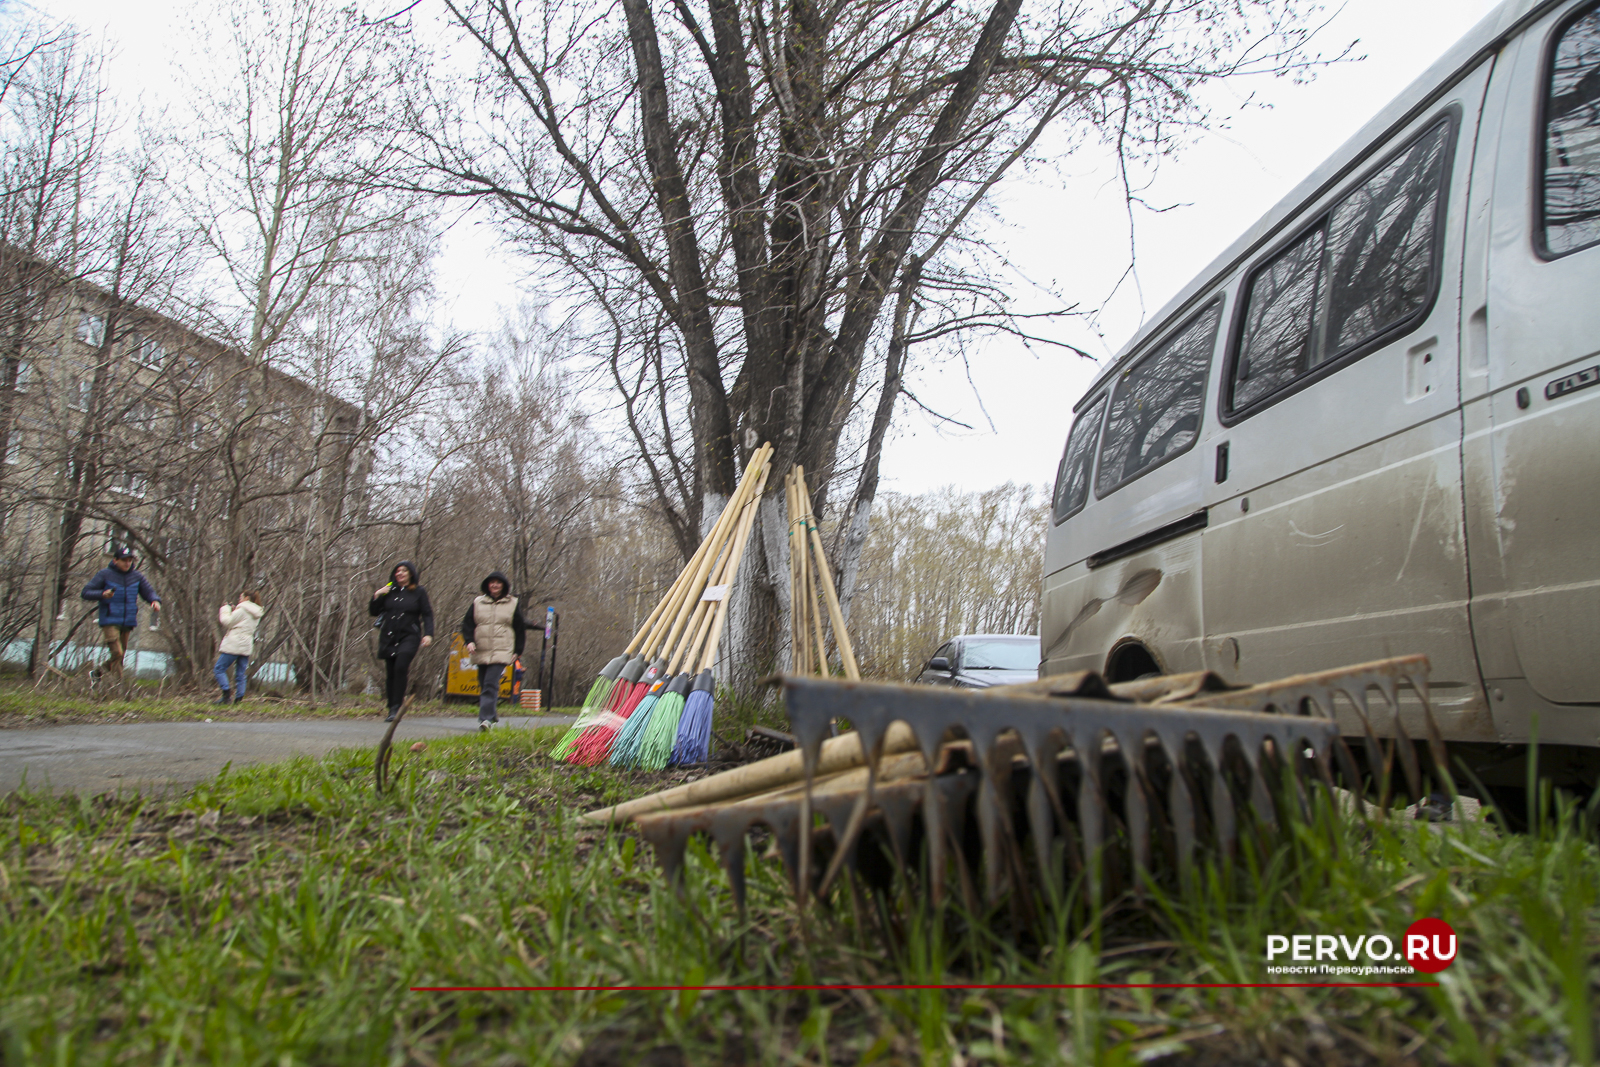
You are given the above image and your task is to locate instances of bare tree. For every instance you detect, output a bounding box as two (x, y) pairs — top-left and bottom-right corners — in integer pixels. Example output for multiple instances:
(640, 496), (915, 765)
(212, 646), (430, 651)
(174, 0), (425, 591)
(849, 482), (1047, 680)
(408, 0), (1331, 682)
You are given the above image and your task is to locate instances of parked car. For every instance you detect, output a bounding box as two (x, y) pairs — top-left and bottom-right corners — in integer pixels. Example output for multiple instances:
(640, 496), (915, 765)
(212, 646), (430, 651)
(913, 634), (1040, 689)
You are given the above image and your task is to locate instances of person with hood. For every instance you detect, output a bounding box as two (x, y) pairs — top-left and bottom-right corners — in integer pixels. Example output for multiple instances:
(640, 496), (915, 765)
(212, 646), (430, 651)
(369, 560), (434, 722)
(80, 545), (161, 680)
(213, 591), (265, 704)
(459, 570), (528, 730)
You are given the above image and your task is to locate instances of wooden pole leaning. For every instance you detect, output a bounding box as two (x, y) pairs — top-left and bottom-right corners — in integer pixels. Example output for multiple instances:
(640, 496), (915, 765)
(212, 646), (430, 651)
(797, 468), (860, 681)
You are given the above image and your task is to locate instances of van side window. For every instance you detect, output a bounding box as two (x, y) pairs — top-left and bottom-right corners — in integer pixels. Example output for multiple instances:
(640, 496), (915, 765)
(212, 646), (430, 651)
(1096, 300), (1221, 495)
(1051, 394), (1105, 523)
(1544, 5), (1600, 256)
(1230, 119), (1451, 412)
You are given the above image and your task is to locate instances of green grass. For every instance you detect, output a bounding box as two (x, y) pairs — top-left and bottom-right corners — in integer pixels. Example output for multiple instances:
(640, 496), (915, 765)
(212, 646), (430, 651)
(1, 724), (1596, 1065)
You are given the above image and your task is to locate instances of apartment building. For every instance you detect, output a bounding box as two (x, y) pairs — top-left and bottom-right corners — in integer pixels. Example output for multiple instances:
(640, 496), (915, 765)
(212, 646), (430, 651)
(0, 249), (372, 683)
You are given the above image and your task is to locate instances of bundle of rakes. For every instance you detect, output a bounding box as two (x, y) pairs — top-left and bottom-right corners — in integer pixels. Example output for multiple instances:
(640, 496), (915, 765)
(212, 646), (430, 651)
(563, 444), (771, 768)
(585, 655), (1452, 919)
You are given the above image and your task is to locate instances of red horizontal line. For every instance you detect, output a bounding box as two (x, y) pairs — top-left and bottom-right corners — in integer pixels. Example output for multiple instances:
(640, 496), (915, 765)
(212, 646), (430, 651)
(409, 982), (1438, 992)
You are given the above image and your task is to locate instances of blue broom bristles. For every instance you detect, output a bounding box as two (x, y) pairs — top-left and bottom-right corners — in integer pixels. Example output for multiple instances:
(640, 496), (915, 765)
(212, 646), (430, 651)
(609, 685), (664, 767)
(671, 669), (716, 765)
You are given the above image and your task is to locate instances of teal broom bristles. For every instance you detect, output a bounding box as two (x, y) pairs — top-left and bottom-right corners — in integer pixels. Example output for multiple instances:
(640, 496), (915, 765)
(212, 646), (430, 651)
(610, 682), (666, 767)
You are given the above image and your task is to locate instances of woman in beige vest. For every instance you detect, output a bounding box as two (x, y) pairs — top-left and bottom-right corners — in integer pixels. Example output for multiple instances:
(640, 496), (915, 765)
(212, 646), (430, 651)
(460, 571), (528, 730)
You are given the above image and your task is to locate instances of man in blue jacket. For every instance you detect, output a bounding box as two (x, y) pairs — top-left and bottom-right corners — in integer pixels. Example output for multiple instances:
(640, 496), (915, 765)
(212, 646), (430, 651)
(81, 546), (161, 680)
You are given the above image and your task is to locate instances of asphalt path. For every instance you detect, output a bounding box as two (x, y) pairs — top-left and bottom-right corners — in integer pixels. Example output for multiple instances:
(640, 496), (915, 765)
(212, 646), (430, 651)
(0, 715), (574, 796)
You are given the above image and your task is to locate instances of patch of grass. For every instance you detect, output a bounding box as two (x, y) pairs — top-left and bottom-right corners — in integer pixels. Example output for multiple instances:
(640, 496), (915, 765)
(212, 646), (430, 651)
(1, 725), (1596, 1064)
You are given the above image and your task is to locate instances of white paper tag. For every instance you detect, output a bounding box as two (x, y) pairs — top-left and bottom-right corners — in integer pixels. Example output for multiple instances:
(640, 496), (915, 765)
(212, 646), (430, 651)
(701, 584), (729, 602)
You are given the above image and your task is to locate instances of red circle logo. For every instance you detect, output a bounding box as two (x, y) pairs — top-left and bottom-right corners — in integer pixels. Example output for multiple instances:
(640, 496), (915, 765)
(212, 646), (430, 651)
(1404, 917), (1458, 973)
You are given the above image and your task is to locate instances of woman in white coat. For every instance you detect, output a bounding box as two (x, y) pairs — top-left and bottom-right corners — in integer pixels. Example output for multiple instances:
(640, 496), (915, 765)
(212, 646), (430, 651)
(214, 592), (265, 704)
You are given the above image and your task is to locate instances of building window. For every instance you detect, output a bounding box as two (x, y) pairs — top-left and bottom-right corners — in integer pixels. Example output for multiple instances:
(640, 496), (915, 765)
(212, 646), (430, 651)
(110, 470), (147, 497)
(77, 312), (106, 348)
(132, 335), (165, 369)
(2, 433), (19, 465)
(68, 378), (92, 411)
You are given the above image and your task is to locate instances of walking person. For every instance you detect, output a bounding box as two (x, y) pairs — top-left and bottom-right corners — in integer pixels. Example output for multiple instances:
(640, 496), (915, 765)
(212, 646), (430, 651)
(213, 591), (264, 704)
(80, 546), (161, 681)
(460, 570), (528, 731)
(369, 560), (433, 722)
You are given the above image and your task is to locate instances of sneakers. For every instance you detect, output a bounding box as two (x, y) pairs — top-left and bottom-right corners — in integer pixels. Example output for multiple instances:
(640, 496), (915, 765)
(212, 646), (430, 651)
(478, 719), (493, 733)
(384, 709), (399, 723)
(214, 692), (231, 705)
(232, 693), (245, 705)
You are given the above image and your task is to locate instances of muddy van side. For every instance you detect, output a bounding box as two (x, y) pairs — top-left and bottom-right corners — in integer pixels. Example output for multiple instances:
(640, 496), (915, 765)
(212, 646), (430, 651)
(1042, 0), (1600, 800)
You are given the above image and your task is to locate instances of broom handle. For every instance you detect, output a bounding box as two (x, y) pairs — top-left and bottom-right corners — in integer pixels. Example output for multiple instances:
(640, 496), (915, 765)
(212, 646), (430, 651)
(657, 444), (769, 662)
(698, 460), (769, 673)
(679, 457), (768, 674)
(642, 444), (769, 659)
(796, 467), (829, 675)
(634, 515), (726, 659)
(624, 483), (732, 657)
(786, 470), (809, 674)
(799, 468), (860, 681)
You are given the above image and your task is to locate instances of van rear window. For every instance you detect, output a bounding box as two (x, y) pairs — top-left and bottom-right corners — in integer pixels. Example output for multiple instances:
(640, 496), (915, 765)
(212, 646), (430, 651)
(1096, 300), (1221, 496)
(1229, 118), (1451, 412)
(1544, 5), (1600, 256)
(1052, 394), (1105, 522)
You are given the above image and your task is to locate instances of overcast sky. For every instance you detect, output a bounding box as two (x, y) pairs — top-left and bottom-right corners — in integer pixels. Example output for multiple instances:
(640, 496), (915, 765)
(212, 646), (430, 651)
(51, 0), (1497, 496)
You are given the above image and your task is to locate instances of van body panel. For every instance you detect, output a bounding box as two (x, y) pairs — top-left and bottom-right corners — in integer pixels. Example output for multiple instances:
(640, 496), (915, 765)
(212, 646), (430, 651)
(1039, 535), (1205, 679)
(1194, 64), (1492, 734)
(1468, 6), (1600, 710)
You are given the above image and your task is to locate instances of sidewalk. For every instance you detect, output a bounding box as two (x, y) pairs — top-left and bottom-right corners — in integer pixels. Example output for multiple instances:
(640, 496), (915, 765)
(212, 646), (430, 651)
(0, 715), (572, 795)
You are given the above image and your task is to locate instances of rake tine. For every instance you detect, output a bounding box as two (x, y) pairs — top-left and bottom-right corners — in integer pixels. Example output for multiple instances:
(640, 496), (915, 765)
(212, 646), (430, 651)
(1208, 739), (1238, 856)
(1076, 735), (1107, 910)
(1121, 730), (1153, 895)
(1248, 742), (1278, 834)
(1167, 733), (1198, 889)
(1375, 676), (1425, 803)
(1344, 684), (1393, 811)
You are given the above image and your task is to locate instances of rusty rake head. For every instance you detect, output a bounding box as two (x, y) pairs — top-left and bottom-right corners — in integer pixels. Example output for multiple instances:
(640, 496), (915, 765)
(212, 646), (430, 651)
(632, 657), (1436, 919)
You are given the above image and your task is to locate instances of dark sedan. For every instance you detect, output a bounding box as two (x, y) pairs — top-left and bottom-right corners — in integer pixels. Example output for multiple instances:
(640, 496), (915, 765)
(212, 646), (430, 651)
(911, 634), (1040, 689)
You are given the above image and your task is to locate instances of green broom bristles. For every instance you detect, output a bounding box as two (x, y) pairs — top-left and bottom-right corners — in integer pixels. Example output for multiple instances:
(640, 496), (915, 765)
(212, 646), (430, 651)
(551, 655), (627, 760)
(637, 674), (692, 771)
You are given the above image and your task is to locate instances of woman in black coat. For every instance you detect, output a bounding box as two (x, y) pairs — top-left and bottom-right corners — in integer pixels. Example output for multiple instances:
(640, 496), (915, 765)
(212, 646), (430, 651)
(369, 559), (434, 721)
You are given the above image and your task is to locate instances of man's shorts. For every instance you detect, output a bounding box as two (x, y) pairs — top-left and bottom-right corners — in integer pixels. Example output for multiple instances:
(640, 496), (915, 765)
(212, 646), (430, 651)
(101, 625), (133, 645)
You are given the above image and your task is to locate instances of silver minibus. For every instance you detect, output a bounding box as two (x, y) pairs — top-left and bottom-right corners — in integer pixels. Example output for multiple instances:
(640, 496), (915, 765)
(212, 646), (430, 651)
(1044, 0), (1600, 811)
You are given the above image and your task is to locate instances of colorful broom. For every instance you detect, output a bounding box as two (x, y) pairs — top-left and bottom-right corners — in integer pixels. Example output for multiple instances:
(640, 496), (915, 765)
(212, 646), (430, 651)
(648, 459), (768, 768)
(670, 467), (764, 765)
(550, 553), (695, 760)
(569, 445), (771, 765)
(613, 452), (768, 767)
